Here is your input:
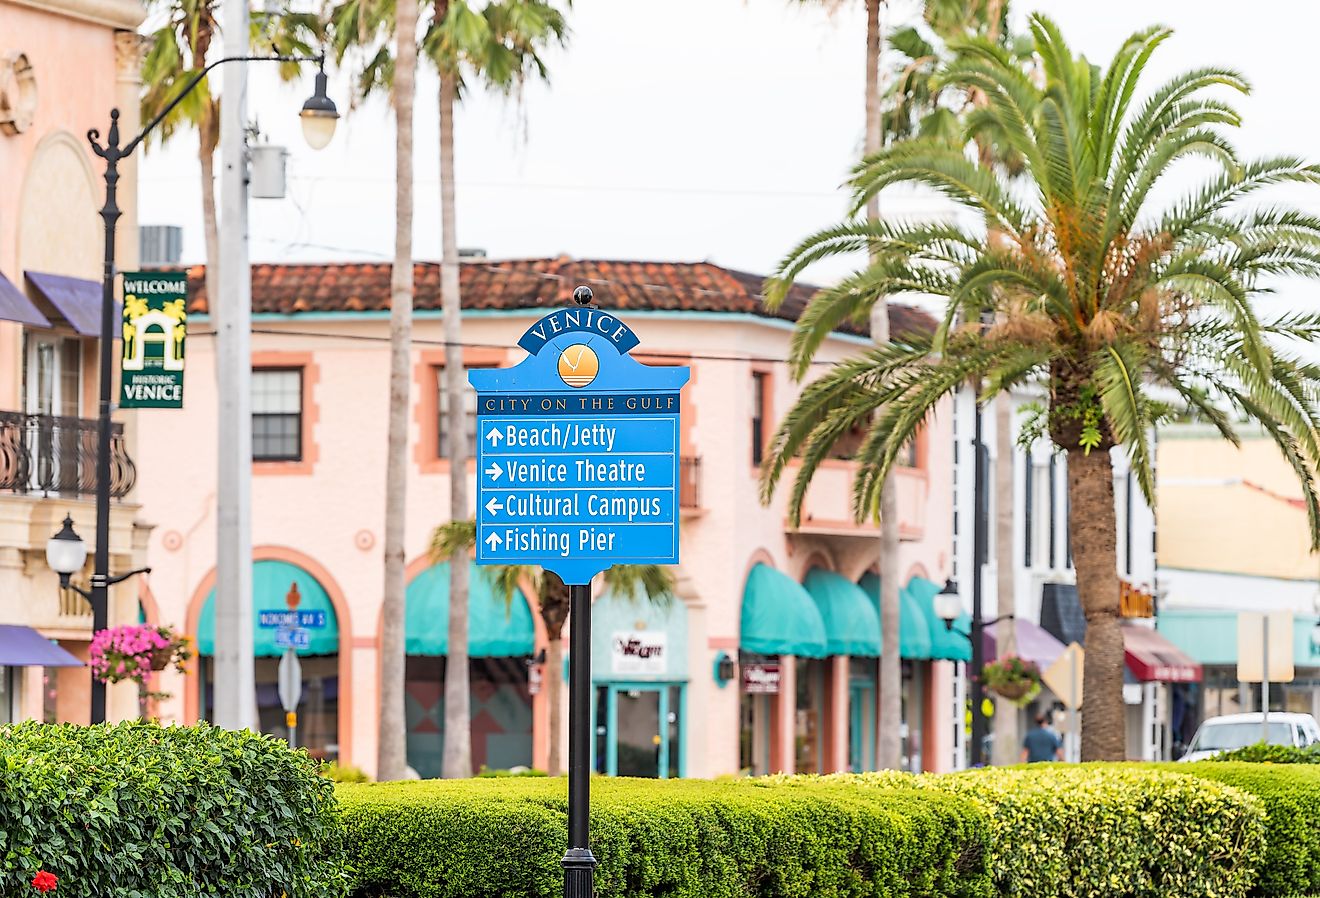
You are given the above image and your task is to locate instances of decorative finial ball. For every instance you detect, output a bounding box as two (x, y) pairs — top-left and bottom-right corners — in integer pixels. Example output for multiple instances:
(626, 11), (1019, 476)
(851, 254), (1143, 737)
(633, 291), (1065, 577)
(572, 285), (593, 306)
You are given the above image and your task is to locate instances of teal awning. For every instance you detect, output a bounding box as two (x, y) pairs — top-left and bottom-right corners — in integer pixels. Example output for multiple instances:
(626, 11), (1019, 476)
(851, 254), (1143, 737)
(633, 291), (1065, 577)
(740, 563), (827, 658)
(905, 575), (972, 662)
(1158, 608), (1320, 668)
(406, 561), (535, 657)
(803, 568), (881, 657)
(859, 572), (933, 659)
(198, 559), (339, 657)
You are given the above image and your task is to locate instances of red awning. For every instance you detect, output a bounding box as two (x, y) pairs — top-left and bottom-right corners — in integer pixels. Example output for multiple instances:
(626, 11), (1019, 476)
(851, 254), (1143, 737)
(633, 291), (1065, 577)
(1123, 624), (1202, 682)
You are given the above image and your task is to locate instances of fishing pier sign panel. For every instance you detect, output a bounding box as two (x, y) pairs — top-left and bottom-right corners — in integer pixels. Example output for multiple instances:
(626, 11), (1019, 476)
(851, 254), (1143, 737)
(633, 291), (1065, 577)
(472, 306), (690, 586)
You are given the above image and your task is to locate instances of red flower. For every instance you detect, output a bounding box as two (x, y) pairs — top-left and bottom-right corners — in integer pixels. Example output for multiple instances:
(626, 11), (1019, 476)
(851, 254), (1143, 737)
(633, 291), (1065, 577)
(31, 871), (57, 893)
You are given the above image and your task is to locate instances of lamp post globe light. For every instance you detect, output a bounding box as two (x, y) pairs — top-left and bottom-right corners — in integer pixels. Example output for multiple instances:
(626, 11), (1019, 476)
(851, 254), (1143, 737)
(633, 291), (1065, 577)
(934, 579), (962, 629)
(79, 54), (336, 726)
(45, 515), (88, 585)
(299, 62), (340, 151)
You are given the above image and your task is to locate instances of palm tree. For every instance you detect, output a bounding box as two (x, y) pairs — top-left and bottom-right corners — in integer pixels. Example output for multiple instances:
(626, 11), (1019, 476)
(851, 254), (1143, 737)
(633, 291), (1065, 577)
(140, 4), (320, 309)
(378, 0), (419, 782)
(761, 15), (1320, 761)
(431, 521), (673, 776)
(422, 0), (567, 779)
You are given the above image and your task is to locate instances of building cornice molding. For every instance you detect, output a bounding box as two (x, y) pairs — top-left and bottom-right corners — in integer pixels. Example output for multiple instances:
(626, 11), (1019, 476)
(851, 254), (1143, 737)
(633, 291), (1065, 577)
(8, 0), (145, 31)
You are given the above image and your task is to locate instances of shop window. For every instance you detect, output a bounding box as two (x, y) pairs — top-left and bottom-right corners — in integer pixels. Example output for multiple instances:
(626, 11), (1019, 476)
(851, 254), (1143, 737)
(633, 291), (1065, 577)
(0, 667), (13, 724)
(252, 368), (303, 462)
(200, 654), (339, 760)
(795, 657), (825, 774)
(739, 652), (775, 775)
(403, 655), (532, 777)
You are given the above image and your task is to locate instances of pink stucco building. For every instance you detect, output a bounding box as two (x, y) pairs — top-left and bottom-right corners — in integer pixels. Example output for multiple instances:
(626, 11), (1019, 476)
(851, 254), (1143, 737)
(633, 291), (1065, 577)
(134, 258), (960, 777)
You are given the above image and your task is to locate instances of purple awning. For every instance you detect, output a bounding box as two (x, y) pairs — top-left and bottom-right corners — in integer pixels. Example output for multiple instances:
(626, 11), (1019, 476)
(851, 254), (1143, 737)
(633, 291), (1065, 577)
(0, 270), (51, 328)
(983, 618), (1066, 670)
(26, 271), (113, 337)
(0, 625), (83, 667)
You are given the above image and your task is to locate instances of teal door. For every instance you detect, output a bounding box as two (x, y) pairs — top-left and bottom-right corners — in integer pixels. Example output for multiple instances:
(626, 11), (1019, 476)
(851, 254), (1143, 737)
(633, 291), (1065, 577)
(594, 683), (684, 778)
(849, 679), (876, 772)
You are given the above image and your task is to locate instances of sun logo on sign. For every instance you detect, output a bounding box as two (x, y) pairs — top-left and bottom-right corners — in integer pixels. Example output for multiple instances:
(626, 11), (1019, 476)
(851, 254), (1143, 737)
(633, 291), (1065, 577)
(557, 343), (599, 388)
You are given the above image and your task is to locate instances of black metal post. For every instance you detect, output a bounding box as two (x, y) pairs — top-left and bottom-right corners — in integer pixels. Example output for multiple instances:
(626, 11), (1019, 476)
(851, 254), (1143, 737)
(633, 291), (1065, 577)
(969, 394), (988, 766)
(85, 110), (126, 726)
(563, 583), (596, 897)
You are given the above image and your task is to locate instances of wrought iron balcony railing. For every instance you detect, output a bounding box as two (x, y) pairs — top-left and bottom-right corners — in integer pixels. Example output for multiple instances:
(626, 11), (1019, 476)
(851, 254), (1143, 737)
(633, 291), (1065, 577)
(0, 411), (136, 499)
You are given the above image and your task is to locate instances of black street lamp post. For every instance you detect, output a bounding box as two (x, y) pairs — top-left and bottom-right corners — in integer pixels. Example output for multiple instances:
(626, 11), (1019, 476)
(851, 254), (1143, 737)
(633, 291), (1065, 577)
(935, 576), (1013, 767)
(71, 54), (337, 724)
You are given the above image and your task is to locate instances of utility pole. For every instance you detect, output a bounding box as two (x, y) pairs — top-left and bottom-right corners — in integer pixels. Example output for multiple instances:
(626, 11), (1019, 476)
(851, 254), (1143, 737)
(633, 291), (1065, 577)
(214, 0), (255, 730)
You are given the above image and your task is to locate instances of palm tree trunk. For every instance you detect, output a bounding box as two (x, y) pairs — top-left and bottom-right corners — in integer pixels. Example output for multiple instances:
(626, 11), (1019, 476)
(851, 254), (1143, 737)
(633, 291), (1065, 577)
(1067, 447), (1125, 761)
(198, 113), (219, 322)
(990, 394), (1020, 765)
(378, 0), (418, 782)
(439, 68), (472, 779)
(545, 635), (564, 775)
(863, 0), (901, 771)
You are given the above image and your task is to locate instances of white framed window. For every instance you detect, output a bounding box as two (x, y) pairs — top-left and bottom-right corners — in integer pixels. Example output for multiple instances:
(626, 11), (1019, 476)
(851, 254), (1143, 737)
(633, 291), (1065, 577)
(252, 368), (303, 462)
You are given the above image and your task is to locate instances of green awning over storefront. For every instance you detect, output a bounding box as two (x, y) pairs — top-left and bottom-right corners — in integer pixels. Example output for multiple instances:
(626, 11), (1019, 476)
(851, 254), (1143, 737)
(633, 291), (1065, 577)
(803, 568), (881, 657)
(906, 575), (972, 662)
(405, 561), (535, 657)
(1158, 608), (1320, 668)
(741, 563), (827, 658)
(859, 572), (934, 659)
(197, 559), (339, 657)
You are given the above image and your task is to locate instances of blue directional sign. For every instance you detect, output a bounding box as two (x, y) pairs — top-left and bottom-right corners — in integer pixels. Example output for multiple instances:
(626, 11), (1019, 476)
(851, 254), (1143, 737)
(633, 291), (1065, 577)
(258, 610), (327, 629)
(275, 627), (312, 650)
(471, 305), (691, 585)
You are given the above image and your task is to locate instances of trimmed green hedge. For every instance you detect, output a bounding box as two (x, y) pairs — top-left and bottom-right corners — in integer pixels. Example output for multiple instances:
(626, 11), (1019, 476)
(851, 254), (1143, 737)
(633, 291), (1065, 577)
(1213, 742), (1320, 764)
(0, 721), (345, 898)
(1167, 762), (1320, 897)
(337, 777), (993, 898)
(796, 766), (1266, 898)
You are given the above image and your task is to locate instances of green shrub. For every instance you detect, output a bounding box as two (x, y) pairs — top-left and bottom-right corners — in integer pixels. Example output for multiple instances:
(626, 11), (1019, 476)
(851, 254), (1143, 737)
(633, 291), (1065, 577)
(1170, 761), (1320, 897)
(804, 766), (1266, 898)
(337, 776), (992, 898)
(0, 721), (345, 898)
(475, 766), (548, 777)
(324, 760), (373, 783)
(1212, 742), (1320, 764)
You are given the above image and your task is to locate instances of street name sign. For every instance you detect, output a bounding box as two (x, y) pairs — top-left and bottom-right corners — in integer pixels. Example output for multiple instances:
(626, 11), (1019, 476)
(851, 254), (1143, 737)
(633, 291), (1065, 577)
(275, 627), (312, 650)
(258, 610), (328, 629)
(471, 304), (690, 585)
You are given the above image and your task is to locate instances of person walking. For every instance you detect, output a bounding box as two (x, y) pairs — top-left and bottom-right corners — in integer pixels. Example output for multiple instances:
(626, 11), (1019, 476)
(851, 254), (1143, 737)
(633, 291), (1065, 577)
(1021, 713), (1064, 763)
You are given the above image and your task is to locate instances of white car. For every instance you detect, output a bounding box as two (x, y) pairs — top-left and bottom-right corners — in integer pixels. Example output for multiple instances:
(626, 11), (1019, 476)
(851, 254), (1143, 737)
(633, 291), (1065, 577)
(1178, 711), (1320, 761)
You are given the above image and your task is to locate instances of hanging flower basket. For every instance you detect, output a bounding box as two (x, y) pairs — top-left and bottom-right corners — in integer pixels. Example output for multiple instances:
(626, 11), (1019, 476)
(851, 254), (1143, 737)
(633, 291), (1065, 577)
(90, 625), (192, 693)
(980, 654), (1043, 708)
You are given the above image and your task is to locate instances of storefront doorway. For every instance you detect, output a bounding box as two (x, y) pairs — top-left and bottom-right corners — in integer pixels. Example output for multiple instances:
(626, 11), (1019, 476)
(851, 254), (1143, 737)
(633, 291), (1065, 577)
(594, 683), (683, 778)
(848, 658), (876, 772)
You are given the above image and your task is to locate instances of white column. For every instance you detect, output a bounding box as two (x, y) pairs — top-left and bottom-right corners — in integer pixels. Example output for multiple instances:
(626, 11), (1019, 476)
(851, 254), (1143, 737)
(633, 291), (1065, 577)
(213, 0), (254, 730)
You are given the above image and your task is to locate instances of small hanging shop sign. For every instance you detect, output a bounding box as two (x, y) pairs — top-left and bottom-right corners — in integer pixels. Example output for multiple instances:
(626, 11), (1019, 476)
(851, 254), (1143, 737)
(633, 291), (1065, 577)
(119, 271), (186, 408)
(741, 661), (780, 694)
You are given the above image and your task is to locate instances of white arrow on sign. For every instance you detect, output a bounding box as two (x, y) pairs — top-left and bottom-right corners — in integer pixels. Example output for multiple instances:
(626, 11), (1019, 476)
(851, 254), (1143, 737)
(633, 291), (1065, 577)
(484, 462), (503, 481)
(486, 428), (504, 446)
(485, 532), (503, 550)
(485, 497), (504, 515)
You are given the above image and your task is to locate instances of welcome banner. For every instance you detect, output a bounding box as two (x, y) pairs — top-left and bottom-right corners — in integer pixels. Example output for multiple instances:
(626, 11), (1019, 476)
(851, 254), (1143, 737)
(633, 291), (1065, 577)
(119, 271), (186, 409)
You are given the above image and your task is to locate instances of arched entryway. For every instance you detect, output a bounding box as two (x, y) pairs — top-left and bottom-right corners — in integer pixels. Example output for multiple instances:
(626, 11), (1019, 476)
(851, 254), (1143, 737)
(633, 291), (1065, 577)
(193, 558), (346, 761)
(404, 561), (536, 777)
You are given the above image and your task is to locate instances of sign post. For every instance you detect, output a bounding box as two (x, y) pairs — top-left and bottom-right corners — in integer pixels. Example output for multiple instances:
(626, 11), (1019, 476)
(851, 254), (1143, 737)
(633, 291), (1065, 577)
(257, 582), (326, 746)
(472, 287), (689, 898)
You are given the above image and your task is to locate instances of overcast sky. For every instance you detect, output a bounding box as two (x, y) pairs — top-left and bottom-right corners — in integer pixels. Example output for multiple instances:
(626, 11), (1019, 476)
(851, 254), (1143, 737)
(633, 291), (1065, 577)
(136, 0), (1320, 286)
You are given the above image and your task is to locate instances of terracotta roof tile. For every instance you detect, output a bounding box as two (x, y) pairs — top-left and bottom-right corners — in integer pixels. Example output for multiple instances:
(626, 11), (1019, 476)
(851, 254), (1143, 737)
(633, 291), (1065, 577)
(177, 258), (935, 338)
